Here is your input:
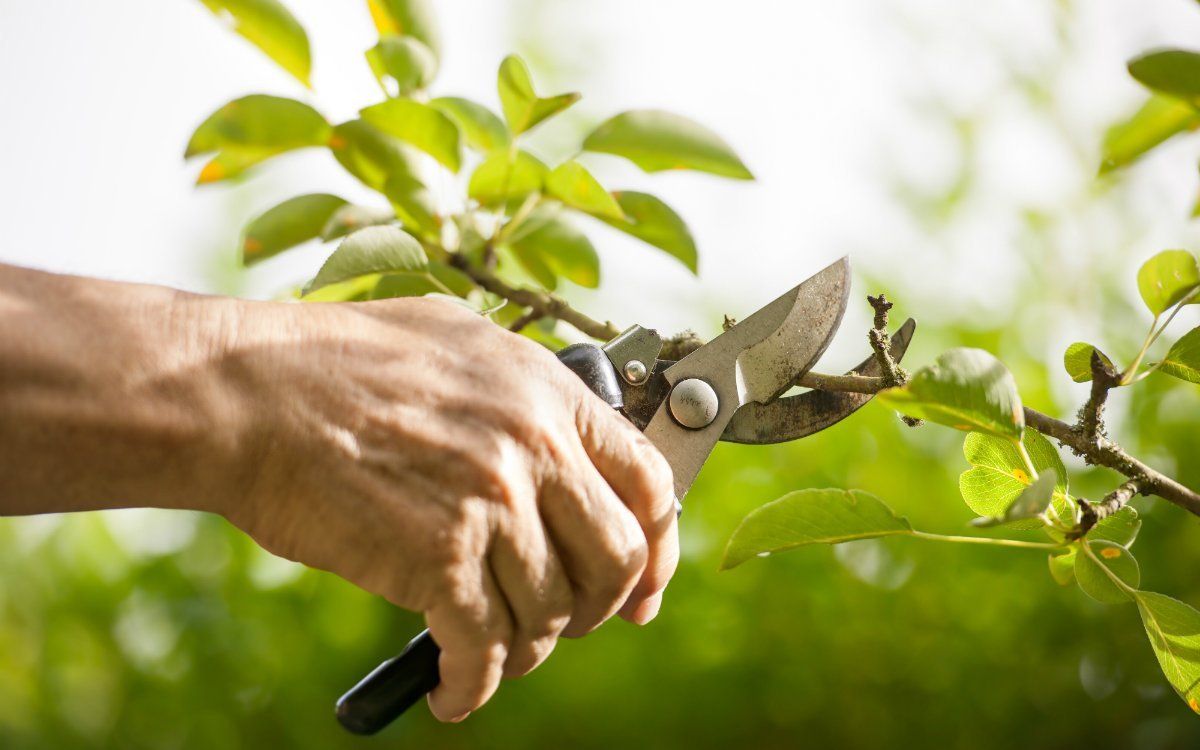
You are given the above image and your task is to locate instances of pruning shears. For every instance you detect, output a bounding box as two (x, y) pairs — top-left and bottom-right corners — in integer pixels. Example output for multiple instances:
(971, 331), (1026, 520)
(335, 256), (916, 735)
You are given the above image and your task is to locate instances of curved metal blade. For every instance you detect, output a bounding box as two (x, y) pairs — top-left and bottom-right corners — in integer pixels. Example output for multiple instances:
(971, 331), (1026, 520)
(643, 257), (852, 498)
(722, 318), (916, 444)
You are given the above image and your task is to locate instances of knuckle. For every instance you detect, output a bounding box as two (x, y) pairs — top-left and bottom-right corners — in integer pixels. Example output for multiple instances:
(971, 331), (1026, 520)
(588, 540), (647, 600)
(633, 443), (674, 502)
(480, 634), (511, 666)
(642, 547), (680, 594)
(529, 609), (572, 642)
(623, 539), (650, 577)
(503, 635), (557, 678)
(520, 421), (571, 471)
(437, 507), (487, 566)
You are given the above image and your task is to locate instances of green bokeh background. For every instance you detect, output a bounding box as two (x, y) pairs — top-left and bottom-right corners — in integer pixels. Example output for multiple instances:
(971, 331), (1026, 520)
(4, 0), (1200, 748)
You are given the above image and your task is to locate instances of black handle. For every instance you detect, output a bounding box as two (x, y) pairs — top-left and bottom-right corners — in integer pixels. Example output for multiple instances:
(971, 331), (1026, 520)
(335, 343), (622, 735)
(336, 629), (440, 735)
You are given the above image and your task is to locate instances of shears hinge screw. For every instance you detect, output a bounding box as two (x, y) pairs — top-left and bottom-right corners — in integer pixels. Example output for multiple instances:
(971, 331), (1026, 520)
(668, 378), (719, 429)
(623, 359), (648, 384)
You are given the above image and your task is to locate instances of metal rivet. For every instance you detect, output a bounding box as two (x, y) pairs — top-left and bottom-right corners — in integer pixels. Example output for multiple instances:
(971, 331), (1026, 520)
(623, 359), (648, 384)
(668, 378), (719, 429)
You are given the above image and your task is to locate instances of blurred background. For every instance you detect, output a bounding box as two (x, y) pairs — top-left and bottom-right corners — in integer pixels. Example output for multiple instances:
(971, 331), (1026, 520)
(2, 0), (1200, 747)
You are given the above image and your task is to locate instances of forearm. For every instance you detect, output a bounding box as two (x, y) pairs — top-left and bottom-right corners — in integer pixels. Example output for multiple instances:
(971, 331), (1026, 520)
(0, 263), (248, 516)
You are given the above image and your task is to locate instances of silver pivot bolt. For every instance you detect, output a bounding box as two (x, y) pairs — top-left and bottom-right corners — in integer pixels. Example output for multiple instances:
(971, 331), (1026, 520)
(668, 378), (719, 429)
(623, 359), (648, 384)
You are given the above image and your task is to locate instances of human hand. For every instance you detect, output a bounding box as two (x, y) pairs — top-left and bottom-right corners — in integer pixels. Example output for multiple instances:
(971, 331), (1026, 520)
(213, 297), (678, 721)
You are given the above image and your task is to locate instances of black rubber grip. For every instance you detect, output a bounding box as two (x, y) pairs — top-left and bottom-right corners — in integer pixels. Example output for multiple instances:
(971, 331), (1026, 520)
(336, 629), (440, 735)
(335, 344), (622, 735)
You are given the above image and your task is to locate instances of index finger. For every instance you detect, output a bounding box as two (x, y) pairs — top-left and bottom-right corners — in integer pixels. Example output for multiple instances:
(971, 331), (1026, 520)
(574, 398), (679, 624)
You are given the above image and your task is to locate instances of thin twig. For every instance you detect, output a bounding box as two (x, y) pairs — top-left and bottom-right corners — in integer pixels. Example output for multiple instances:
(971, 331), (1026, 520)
(508, 308), (543, 333)
(866, 294), (920, 426)
(1077, 350), (1120, 448)
(797, 371), (887, 393)
(447, 252), (620, 340)
(867, 294), (907, 388)
(1073, 479), (1147, 539)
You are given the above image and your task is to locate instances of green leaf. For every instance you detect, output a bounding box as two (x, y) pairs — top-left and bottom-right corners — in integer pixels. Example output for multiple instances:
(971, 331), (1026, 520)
(307, 225), (427, 292)
(877, 348), (1025, 439)
(370, 262), (474, 300)
(320, 204), (395, 241)
(300, 274), (380, 302)
(971, 469), (1057, 527)
(198, 0), (312, 87)
(1090, 507), (1142, 548)
(186, 95), (330, 182)
(1048, 549), (1076, 586)
(545, 161), (624, 221)
(327, 121), (437, 232)
(497, 54), (581, 135)
(959, 430), (1070, 526)
(185, 95), (329, 155)
(370, 273), (441, 299)
(468, 150), (548, 207)
(1100, 95), (1200, 174)
(721, 489), (913, 571)
(1137, 249), (1200, 315)
(360, 98), (462, 172)
(1157, 326), (1200, 384)
(583, 109), (754, 180)
(366, 35), (438, 95)
(599, 191), (697, 273)
(507, 210), (600, 290)
(429, 97), (510, 154)
(1133, 591), (1200, 714)
(382, 173), (438, 234)
(428, 292), (506, 316)
(497, 243), (555, 291)
(427, 262), (476, 297)
(192, 151), (272, 185)
(1076, 541), (1140, 604)
(328, 119), (423, 191)
(367, 0), (440, 60)
(1129, 50), (1200, 102)
(1063, 342), (1114, 383)
(242, 194), (347, 265)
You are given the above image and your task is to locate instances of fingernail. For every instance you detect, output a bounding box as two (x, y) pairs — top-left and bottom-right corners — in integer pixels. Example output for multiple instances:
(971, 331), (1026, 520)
(631, 592), (663, 625)
(673, 497), (683, 518)
(448, 712), (471, 723)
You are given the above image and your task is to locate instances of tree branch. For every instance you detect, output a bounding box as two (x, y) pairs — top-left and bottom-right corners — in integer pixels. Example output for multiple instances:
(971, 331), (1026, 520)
(790, 368), (1200, 519)
(865, 293), (921, 427)
(447, 252), (620, 340)
(867, 294), (907, 387)
(508, 308), (543, 333)
(452, 261), (1200, 521)
(1020, 408), (1200, 517)
(1072, 479), (1147, 539)
(1077, 350), (1121, 449)
(798, 371), (888, 393)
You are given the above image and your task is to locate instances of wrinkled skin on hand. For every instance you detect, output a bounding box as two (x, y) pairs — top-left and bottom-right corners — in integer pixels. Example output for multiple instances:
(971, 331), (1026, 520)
(220, 298), (678, 722)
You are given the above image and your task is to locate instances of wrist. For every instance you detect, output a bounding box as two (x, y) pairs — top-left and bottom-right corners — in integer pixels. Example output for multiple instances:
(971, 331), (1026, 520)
(0, 267), (262, 516)
(153, 291), (273, 517)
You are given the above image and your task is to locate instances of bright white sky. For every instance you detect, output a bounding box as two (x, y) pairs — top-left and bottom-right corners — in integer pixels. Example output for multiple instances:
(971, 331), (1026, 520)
(1, 0), (1198, 354)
